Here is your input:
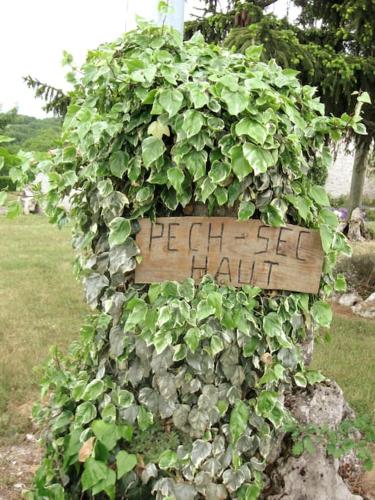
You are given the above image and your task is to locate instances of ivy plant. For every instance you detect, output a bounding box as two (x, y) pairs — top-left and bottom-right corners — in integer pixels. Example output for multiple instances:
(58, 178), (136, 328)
(1, 22), (363, 499)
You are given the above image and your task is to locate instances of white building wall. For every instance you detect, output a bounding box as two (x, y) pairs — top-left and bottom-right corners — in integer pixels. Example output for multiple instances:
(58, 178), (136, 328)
(325, 143), (375, 200)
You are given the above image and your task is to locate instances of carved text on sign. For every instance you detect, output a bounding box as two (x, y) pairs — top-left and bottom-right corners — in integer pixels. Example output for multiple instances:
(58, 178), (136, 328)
(135, 217), (324, 293)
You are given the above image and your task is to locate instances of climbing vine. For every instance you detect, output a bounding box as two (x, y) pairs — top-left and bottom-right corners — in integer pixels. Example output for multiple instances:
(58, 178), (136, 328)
(1, 24), (364, 499)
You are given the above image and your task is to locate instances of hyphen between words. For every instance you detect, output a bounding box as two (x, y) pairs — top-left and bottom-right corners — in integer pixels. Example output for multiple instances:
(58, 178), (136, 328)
(135, 217), (324, 294)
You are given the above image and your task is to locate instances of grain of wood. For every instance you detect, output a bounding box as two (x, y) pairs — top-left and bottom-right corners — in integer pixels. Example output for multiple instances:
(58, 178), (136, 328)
(135, 217), (324, 293)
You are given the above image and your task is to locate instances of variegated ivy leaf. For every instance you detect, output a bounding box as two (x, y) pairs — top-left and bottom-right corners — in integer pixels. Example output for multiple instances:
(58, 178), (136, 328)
(147, 121), (170, 140)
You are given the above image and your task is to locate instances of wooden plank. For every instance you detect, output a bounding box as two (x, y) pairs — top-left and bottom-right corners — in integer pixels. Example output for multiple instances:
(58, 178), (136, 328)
(135, 217), (324, 294)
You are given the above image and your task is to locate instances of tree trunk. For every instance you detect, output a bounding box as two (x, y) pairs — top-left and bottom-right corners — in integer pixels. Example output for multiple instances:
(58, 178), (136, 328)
(348, 137), (372, 217)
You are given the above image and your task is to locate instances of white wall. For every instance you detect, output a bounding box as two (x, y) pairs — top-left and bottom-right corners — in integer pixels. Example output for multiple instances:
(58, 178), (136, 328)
(325, 143), (375, 200)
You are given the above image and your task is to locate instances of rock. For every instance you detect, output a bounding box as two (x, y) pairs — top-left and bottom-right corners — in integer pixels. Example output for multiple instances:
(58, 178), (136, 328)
(13, 483), (25, 490)
(268, 445), (362, 500)
(288, 381), (354, 430)
(338, 292), (363, 308)
(267, 382), (362, 500)
(352, 294), (375, 319)
(330, 292), (341, 303)
(348, 207), (365, 242)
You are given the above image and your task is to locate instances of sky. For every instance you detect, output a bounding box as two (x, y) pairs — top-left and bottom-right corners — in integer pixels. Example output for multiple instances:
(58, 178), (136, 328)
(0, 0), (299, 118)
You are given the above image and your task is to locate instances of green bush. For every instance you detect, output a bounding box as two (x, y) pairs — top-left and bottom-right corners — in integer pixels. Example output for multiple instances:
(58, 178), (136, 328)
(0, 175), (16, 191)
(336, 252), (375, 296)
(6, 24), (361, 499)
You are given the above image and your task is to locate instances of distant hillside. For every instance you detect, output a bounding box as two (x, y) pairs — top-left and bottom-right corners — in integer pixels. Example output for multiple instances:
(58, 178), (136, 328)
(1, 112), (62, 153)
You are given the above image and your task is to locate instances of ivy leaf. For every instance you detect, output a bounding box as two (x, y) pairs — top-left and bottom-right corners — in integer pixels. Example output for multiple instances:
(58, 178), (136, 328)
(334, 274), (347, 292)
(207, 291), (223, 319)
(209, 161), (230, 184)
(358, 92), (371, 104)
(255, 391), (278, 416)
(183, 150), (207, 181)
(264, 204), (284, 227)
(286, 194), (310, 221)
(319, 207), (338, 227)
(75, 402), (97, 425)
(211, 335), (224, 356)
(118, 424), (134, 442)
(167, 166), (185, 193)
(116, 451), (137, 479)
(294, 372), (307, 387)
(188, 84), (209, 109)
(311, 300), (332, 327)
(243, 143), (275, 175)
(263, 312), (283, 337)
(91, 420), (119, 451)
(230, 400), (249, 444)
(182, 110), (204, 138)
(82, 379), (105, 401)
(158, 88), (184, 117)
(109, 151), (129, 178)
(235, 118), (268, 145)
(158, 450), (178, 470)
(200, 177), (216, 202)
(78, 437), (96, 463)
(196, 300), (215, 321)
(218, 74), (239, 91)
(221, 88), (248, 115)
(125, 300), (148, 329)
(185, 327), (200, 353)
(92, 472), (116, 497)
(108, 218), (131, 247)
(178, 278), (195, 301)
(352, 122), (367, 135)
(147, 121), (170, 140)
(243, 337), (259, 357)
(81, 458), (111, 492)
(306, 370), (326, 385)
(230, 145), (252, 181)
(173, 344), (187, 361)
(142, 137), (166, 167)
(137, 406), (153, 431)
(238, 200), (255, 220)
(215, 186), (228, 205)
(97, 179), (113, 198)
(309, 185), (330, 206)
(319, 224), (333, 253)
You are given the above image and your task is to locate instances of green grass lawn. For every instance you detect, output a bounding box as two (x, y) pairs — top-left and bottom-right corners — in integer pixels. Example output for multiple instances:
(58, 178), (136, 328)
(0, 215), (87, 443)
(0, 215), (374, 444)
(313, 313), (375, 419)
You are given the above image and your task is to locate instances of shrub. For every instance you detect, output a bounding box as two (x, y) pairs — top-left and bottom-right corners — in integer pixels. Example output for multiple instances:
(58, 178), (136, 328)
(336, 253), (375, 297)
(4, 24), (360, 499)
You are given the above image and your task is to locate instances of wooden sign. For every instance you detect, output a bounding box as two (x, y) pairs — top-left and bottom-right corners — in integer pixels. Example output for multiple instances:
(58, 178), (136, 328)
(135, 217), (324, 294)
